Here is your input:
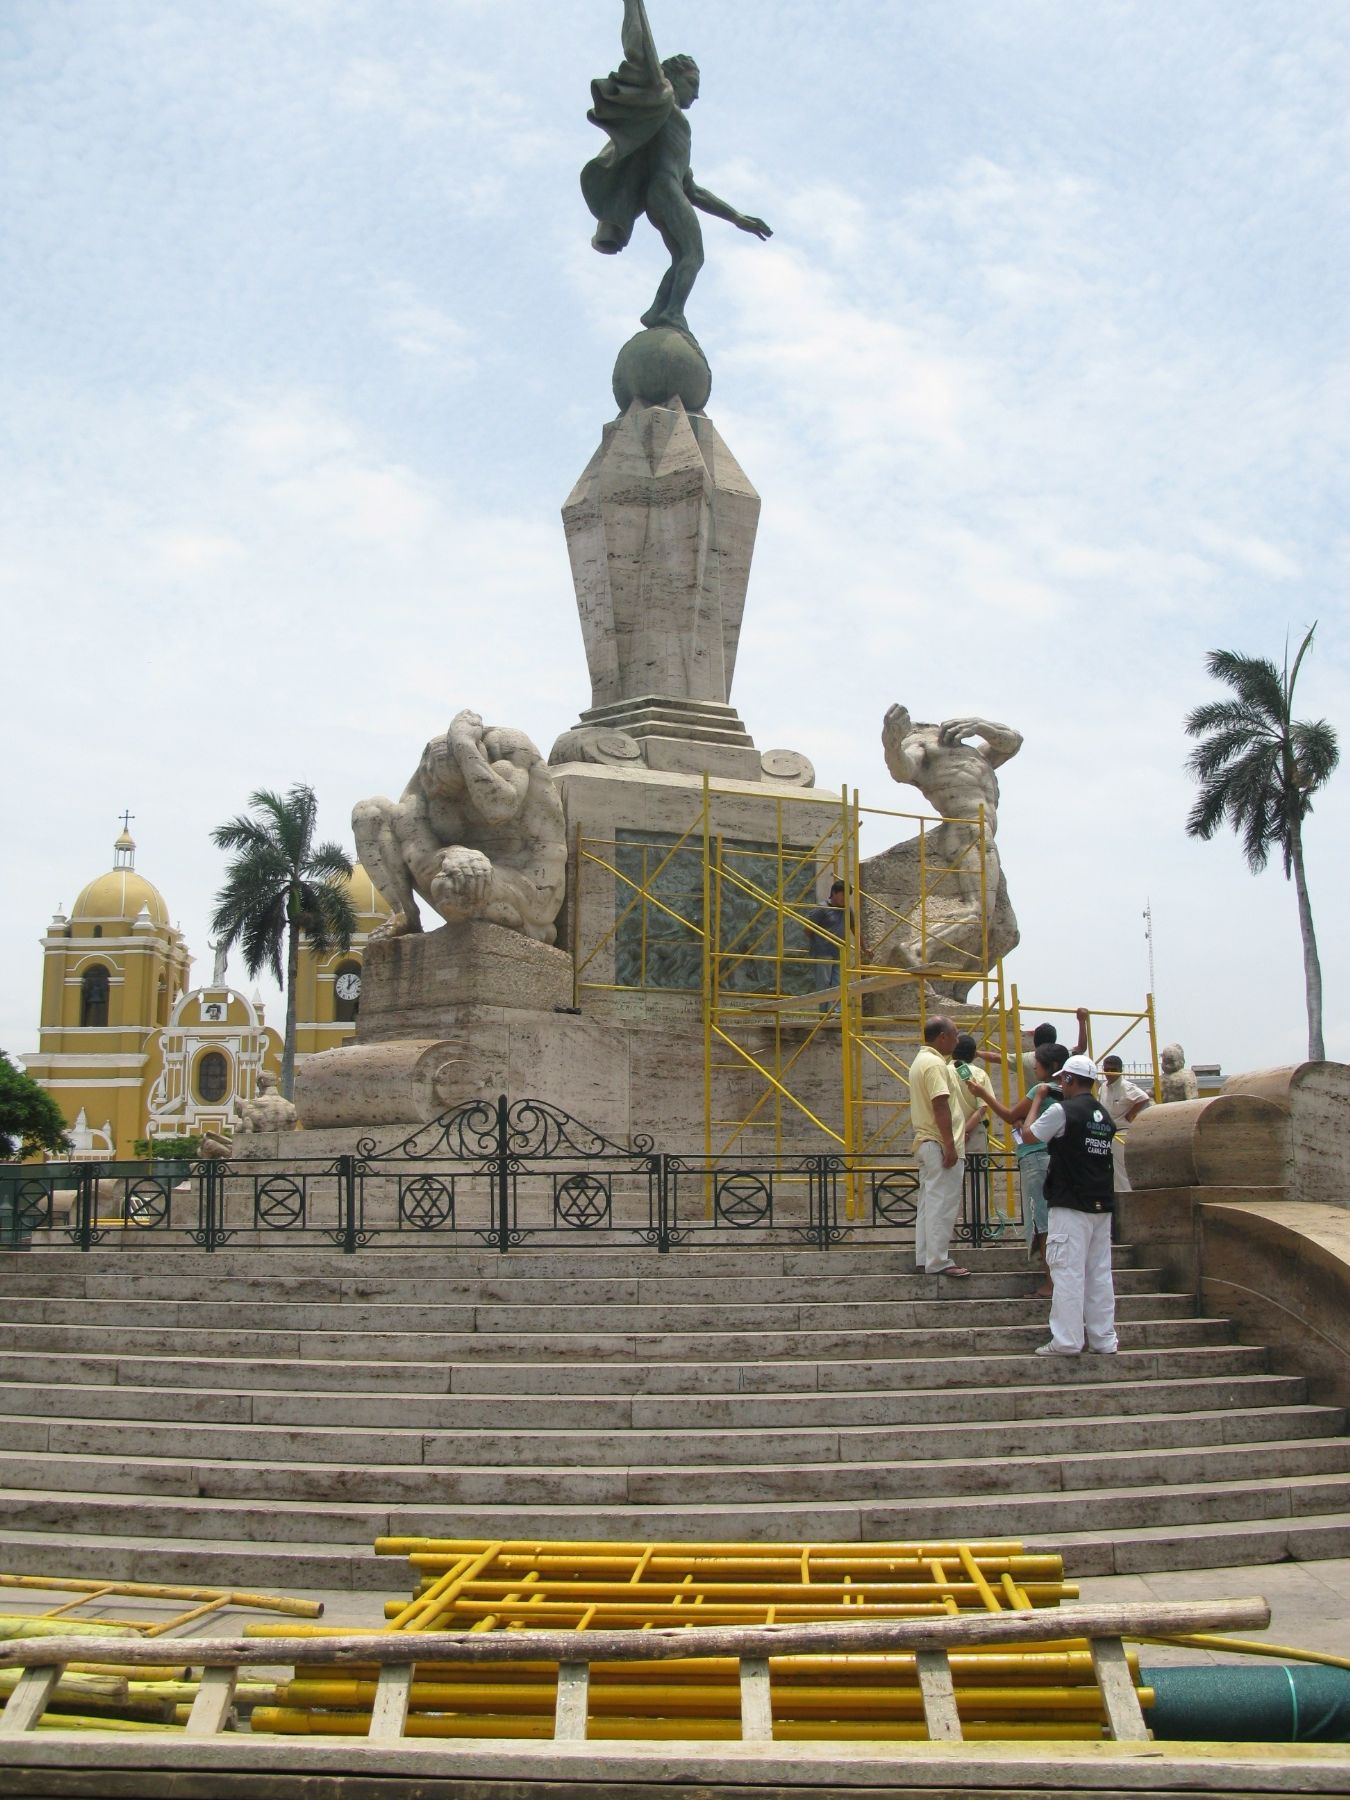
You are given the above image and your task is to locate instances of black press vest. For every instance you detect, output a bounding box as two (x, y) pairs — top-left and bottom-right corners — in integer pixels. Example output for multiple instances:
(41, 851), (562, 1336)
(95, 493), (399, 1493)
(1044, 1092), (1116, 1213)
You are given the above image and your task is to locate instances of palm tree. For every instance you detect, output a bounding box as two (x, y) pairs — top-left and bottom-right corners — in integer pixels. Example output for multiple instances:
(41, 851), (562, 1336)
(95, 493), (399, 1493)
(210, 786), (357, 1099)
(1184, 624), (1339, 1060)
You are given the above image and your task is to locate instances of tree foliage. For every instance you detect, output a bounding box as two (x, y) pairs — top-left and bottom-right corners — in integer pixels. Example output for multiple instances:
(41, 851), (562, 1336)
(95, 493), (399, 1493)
(1184, 633), (1339, 874)
(210, 785), (356, 1098)
(1184, 624), (1339, 1059)
(0, 1053), (71, 1160)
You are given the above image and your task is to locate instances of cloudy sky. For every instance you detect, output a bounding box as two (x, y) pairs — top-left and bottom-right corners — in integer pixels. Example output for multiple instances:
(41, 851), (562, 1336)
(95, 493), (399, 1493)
(3, 0), (1347, 1079)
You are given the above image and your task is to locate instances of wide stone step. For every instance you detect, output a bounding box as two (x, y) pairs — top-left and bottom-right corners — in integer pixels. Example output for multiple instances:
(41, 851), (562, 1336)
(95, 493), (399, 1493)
(0, 1371), (1310, 1432)
(6, 1492), (1350, 1589)
(0, 1524), (385, 1591)
(0, 1288), (1192, 1334)
(444, 1343), (1266, 1398)
(4, 1244), (1139, 1279)
(0, 1341), (1271, 1399)
(0, 1485), (389, 1545)
(3, 1450), (1349, 1547)
(0, 1400), (1335, 1472)
(0, 1266), (1161, 1306)
(0, 1311), (1224, 1367)
(1046, 1505), (1350, 1575)
(621, 1424), (1350, 1505)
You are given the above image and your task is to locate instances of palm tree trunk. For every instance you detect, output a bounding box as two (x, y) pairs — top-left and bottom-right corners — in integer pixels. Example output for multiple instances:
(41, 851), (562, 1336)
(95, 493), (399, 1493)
(1289, 823), (1325, 1061)
(281, 914), (301, 1100)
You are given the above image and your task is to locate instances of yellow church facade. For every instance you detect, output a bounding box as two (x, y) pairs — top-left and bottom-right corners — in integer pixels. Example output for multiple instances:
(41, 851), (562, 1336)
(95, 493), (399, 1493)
(22, 830), (390, 1158)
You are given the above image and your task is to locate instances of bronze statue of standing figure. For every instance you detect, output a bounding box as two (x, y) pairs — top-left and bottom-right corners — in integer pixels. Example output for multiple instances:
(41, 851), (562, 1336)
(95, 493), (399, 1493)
(582, 0), (772, 339)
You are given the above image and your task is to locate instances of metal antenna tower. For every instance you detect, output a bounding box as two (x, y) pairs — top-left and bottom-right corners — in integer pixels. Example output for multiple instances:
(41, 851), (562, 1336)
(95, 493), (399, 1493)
(1143, 898), (1156, 997)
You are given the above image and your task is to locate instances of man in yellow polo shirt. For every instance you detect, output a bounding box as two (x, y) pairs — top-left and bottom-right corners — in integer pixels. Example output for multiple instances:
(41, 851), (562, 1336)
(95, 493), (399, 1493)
(910, 1015), (970, 1278)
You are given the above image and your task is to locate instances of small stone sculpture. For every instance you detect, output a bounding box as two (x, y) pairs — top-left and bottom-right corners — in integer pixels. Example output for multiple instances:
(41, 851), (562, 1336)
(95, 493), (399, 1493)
(1160, 1043), (1200, 1104)
(760, 749), (816, 789)
(549, 727), (645, 768)
(353, 710), (567, 945)
(235, 1071), (297, 1134)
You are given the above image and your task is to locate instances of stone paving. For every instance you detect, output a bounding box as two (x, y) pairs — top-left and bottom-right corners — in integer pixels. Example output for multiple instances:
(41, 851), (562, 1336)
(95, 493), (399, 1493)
(1079, 1557), (1350, 1665)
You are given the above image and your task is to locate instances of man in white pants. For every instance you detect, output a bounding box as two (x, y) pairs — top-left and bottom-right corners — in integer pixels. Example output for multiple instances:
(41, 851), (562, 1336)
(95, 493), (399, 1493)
(1027, 1055), (1118, 1355)
(909, 1016), (970, 1279)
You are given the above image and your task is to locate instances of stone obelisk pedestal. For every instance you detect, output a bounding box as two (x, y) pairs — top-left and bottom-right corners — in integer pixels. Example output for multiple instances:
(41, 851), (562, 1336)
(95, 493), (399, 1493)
(551, 326), (813, 790)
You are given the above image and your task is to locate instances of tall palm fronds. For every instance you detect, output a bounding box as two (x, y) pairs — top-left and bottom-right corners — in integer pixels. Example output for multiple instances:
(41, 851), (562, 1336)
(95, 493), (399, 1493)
(1184, 625), (1339, 1060)
(210, 786), (356, 1099)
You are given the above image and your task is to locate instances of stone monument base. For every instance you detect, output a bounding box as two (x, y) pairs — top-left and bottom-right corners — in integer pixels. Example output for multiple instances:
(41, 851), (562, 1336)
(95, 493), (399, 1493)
(357, 920), (572, 1035)
(291, 922), (580, 1135)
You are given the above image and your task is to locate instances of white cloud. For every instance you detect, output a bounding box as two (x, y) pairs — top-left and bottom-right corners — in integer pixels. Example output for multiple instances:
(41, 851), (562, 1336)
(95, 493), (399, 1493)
(375, 282), (475, 372)
(147, 530), (246, 576)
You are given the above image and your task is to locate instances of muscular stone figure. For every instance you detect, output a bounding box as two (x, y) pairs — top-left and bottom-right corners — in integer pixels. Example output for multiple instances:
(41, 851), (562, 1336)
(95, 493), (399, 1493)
(882, 707), (1024, 920)
(582, 0), (771, 336)
(861, 707), (1024, 994)
(352, 711), (567, 946)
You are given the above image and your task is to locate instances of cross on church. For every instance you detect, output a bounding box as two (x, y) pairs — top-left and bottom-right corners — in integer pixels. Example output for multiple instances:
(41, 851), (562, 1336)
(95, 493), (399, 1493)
(119, 810), (135, 833)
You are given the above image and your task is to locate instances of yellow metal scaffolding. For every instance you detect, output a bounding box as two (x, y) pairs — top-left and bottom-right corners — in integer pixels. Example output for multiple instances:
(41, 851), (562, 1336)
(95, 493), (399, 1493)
(570, 776), (1162, 1206)
(572, 777), (1007, 1168)
(1009, 990), (1162, 1102)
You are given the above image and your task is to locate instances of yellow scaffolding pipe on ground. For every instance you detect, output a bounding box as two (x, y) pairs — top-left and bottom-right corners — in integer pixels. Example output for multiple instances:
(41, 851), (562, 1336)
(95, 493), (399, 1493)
(245, 1535), (1158, 1745)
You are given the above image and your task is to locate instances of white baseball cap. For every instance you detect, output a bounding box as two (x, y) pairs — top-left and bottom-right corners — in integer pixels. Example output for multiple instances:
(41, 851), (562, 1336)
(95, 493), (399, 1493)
(1061, 1054), (1100, 1082)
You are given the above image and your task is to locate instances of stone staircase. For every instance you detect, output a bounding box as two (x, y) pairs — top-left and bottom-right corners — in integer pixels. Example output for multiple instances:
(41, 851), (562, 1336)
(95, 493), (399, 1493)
(1, 1239), (1348, 1591)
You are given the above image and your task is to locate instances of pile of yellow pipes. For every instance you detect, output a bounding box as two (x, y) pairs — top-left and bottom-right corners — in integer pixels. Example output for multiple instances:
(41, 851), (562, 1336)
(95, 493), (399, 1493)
(250, 1535), (1147, 1743)
(1, 1580), (323, 1733)
(0, 1616), (288, 1732)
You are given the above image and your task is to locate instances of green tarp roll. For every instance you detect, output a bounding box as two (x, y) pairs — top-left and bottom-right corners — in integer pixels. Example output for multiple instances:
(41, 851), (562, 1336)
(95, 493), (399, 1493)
(1143, 1665), (1350, 1742)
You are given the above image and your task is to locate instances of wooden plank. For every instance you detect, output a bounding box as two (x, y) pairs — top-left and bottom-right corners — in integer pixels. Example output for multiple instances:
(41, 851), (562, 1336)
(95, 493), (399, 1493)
(915, 1648), (962, 1742)
(185, 1663), (238, 1737)
(367, 1663), (412, 1741)
(3, 1734), (1350, 1794)
(728, 971), (917, 1015)
(0, 1597), (1271, 1670)
(0, 1664), (63, 1734)
(739, 1656), (773, 1742)
(0, 1735), (1350, 1792)
(1091, 1635), (1149, 1741)
(554, 1661), (589, 1741)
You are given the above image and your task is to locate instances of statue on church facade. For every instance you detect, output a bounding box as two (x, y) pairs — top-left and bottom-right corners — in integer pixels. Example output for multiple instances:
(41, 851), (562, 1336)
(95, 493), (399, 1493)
(353, 711), (567, 945)
(582, 0), (772, 337)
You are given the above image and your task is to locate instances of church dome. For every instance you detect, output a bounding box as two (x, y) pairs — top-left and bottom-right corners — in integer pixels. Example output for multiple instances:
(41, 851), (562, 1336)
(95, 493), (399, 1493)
(341, 863), (391, 924)
(70, 827), (170, 928)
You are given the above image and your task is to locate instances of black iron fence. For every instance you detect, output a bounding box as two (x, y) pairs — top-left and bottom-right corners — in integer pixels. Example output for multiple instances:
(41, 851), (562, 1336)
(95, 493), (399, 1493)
(0, 1097), (1023, 1254)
